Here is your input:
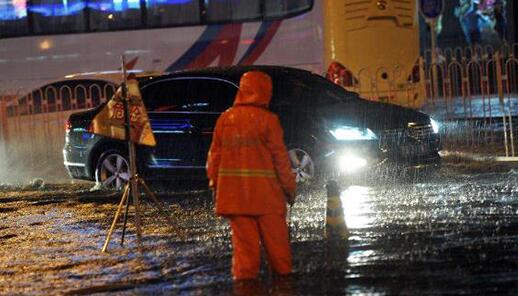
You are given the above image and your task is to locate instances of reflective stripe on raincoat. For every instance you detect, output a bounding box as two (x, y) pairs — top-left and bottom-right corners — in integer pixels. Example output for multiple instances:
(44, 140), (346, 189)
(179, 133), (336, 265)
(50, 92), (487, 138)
(206, 71), (296, 216)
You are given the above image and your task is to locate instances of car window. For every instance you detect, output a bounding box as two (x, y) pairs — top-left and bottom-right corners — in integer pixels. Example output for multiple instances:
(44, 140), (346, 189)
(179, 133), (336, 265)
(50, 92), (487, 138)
(269, 73), (312, 111)
(186, 78), (238, 112)
(311, 74), (360, 105)
(141, 79), (190, 112)
(268, 71), (359, 113)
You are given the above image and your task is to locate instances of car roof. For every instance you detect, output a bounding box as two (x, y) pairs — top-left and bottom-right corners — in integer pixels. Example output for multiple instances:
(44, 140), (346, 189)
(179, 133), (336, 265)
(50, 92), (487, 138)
(61, 65), (322, 88)
(139, 65), (318, 86)
(63, 70), (164, 83)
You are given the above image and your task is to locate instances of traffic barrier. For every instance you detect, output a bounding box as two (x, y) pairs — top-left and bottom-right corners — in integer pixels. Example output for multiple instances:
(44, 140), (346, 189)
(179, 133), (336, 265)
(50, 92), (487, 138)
(420, 44), (517, 157)
(0, 81), (115, 183)
(0, 95), (17, 142)
(325, 180), (348, 240)
(503, 56), (517, 157)
(0, 98), (7, 142)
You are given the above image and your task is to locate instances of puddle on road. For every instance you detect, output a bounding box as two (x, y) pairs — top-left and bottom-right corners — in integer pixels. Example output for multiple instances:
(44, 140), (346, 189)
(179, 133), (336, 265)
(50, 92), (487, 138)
(1, 169), (518, 294)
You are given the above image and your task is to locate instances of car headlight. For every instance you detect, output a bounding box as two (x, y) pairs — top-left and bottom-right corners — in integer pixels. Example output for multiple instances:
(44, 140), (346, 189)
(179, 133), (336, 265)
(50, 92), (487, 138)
(330, 126), (378, 141)
(430, 118), (440, 134)
(339, 153), (367, 174)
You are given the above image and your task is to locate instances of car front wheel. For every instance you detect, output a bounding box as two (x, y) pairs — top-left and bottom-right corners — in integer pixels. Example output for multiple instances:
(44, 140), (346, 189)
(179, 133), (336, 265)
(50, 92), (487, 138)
(95, 151), (130, 190)
(288, 147), (315, 184)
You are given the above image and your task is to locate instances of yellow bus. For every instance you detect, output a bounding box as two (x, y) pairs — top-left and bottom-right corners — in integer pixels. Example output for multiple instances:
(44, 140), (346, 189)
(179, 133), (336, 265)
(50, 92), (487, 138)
(323, 0), (424, 108)
(1, 0), (423, 108)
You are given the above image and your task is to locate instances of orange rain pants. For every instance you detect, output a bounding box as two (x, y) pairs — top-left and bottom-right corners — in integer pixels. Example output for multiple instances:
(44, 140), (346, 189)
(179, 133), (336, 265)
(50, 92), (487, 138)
(229, 215), (291, 280)
(206, 71), (296, 280)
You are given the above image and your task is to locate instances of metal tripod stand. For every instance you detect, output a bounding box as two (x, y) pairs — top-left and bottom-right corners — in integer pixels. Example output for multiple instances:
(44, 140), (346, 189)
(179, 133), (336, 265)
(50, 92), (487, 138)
(101, 56), (183, 253)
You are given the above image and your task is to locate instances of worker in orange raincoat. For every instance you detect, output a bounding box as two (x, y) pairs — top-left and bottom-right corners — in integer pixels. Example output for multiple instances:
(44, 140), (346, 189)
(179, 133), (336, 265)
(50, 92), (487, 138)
(206, 71), (297, 280)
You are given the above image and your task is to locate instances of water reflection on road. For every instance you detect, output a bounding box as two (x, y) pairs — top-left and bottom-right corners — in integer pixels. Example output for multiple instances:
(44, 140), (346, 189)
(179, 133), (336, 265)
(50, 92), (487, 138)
(342, 185), (374, 229)
(290, 169), (518, 295)
(1, 169), (518, 295)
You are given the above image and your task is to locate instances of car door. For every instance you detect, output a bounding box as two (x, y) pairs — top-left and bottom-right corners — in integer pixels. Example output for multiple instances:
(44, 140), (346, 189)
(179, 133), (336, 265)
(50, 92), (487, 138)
(141, 78), (196, 173)
(184, 77), (238, 167)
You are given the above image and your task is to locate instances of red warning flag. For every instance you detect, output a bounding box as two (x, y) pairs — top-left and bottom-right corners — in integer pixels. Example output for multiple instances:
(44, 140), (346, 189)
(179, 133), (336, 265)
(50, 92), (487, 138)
(91, 79), (156, 147)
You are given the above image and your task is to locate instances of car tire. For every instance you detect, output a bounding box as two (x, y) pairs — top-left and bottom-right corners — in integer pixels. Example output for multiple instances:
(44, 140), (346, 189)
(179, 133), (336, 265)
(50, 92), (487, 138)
(95, 150), (130, 191)
(287, 146), (317, 184)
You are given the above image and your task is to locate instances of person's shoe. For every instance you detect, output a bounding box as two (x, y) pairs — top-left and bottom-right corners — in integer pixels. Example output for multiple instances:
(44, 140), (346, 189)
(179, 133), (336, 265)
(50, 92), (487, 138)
(270, 274), (295, 296)
(233, 278), (265, 296)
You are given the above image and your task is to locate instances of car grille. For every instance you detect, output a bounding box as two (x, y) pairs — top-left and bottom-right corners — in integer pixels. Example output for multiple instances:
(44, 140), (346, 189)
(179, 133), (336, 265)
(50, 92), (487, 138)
(407, 123), (435, 141)
(379, 124), (437, 158)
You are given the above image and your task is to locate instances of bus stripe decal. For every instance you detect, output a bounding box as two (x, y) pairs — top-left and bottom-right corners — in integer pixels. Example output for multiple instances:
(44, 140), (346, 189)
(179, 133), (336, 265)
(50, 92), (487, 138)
(238, 21), (282, 65)
(186, 24), (242, 69)
(165, 25), (224, 71)
(166, 21), (280, 71)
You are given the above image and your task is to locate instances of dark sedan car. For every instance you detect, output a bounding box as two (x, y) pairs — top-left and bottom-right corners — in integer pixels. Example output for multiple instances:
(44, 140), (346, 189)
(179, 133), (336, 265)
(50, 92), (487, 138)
(63, 66), (441, 189)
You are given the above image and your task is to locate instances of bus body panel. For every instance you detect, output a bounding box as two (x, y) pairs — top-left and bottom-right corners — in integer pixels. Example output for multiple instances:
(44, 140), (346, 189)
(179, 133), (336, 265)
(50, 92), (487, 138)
(323, 0), (424, 107)
(0, 2), (324, 95)
(1, 0), (421, 108)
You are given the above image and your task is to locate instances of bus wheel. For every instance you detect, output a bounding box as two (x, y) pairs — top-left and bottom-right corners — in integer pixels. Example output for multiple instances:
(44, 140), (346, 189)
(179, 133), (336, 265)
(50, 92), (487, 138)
(95, 150), (130, 191)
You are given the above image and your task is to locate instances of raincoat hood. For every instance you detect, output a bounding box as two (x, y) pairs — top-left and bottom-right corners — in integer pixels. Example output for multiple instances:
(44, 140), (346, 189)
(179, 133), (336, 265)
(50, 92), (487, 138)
(234, 71), (272, 108)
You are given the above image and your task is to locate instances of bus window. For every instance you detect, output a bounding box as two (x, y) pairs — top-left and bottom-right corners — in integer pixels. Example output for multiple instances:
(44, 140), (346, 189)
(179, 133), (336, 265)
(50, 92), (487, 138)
(1, 0), (316, 38)
(0, 0), (28, 37)
(88, 0), (142, 31)
(146, 0), (200, 27)
(29, 0), (86, 34)
(264, 0), (312, 19)
(205, 0), (261, 22)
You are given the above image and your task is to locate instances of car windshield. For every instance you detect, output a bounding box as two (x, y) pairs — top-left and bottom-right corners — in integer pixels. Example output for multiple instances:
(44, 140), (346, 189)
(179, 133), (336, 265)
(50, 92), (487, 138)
(270, 71), (358, 110)
(310, 74), (360, 105)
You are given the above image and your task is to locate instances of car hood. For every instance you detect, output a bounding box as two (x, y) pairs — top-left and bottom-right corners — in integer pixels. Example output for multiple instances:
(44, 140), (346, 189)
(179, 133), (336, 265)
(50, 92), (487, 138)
(316, 99), (431, 131)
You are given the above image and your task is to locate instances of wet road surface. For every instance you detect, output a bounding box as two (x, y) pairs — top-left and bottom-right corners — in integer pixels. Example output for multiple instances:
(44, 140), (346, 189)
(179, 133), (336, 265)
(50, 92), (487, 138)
(1, 162), (518, 295)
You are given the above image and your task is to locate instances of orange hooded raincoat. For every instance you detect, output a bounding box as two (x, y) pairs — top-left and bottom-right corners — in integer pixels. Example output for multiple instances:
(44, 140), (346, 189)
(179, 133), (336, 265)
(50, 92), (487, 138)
(206, 71), (296, 280)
